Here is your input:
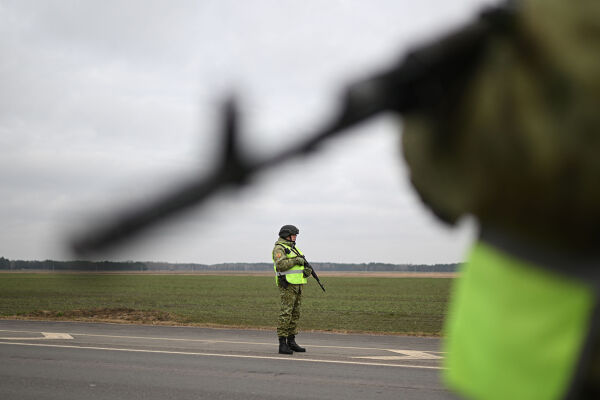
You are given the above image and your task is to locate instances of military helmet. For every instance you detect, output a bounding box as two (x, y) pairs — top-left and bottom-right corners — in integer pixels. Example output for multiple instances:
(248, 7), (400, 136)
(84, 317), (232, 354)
(279, 225), (299, 238)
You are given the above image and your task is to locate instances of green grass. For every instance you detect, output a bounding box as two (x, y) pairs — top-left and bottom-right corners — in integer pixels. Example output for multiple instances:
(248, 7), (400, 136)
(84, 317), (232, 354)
(0, 273), (453, 335)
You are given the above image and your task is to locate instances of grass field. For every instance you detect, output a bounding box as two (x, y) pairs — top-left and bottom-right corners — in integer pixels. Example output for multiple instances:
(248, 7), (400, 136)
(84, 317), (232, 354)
(0, 273), (453, 336)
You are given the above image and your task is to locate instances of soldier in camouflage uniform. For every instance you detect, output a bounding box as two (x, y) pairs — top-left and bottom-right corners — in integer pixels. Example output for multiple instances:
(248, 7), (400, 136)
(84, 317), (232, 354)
(272, 225), (312, 354)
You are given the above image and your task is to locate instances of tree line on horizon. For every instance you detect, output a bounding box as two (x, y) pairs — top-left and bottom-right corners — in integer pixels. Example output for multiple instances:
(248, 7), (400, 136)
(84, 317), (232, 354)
(0, 256), (459, 273)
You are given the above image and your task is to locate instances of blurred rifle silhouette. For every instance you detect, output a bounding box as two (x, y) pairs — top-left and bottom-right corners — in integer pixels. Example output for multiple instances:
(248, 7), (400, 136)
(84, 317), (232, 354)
(72, 4), (514, 256)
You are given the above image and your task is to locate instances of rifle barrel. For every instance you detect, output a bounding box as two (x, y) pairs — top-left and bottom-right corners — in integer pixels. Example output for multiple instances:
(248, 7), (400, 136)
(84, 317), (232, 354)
(305, 260), (326, 292)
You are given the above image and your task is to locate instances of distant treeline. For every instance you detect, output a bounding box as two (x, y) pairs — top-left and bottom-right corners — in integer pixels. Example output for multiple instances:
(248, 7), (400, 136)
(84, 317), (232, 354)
(0, 256), (459, 273)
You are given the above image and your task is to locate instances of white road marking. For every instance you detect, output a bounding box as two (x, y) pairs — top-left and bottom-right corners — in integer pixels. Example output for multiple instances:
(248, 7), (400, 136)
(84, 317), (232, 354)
(0, 329), (442, 353)
(0, 341), (443, 370)
(0, 332), (73, 340)
(352, 349), (442, 360)
(42, 332), (74, 339)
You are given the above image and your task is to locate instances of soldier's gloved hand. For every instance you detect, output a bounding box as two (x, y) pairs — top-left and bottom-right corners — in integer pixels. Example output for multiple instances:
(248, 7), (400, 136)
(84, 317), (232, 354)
(303, 266), (313, 278)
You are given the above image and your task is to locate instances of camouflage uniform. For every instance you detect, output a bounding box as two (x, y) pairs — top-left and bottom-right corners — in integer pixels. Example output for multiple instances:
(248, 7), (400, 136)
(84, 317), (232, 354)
(272, 238), (311, 337)
(277, 283), (303, 337)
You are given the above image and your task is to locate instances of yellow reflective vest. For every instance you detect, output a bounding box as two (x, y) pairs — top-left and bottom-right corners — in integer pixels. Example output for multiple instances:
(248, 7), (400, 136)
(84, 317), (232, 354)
(273, 243), (307, 285)
(444, 241), (596, 399)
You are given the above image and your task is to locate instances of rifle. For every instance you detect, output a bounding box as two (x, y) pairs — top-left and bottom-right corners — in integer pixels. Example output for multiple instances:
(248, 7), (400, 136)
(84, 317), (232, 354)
(71, 4), (515, 257)
(302, 257), (326, 293)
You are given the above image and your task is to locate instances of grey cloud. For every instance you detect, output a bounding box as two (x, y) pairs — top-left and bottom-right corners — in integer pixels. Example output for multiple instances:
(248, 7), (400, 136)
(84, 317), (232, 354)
(0, 0), (493, 263)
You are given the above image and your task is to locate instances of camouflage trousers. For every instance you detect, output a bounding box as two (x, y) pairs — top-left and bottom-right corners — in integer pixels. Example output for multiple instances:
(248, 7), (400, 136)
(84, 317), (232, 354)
(277, 283), (303, 337)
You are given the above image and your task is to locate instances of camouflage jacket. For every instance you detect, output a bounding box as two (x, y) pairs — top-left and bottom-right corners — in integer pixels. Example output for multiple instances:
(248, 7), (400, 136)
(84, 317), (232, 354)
(272, 238), (305, 272)
(402, 0), (600, 252)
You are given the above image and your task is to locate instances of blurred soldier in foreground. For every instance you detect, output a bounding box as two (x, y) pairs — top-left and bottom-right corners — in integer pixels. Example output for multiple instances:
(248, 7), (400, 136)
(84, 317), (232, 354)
(272, 225), (312, 354)
(400, 0), (600, 398)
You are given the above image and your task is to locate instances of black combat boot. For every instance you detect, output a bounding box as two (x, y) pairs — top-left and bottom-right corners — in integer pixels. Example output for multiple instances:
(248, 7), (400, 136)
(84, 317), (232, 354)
(279, 336), (293, 354)
(287, 335), (306, 352)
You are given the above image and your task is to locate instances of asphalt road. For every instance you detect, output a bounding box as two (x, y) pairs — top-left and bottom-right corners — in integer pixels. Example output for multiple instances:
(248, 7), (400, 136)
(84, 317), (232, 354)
(0, 320), (457, 400)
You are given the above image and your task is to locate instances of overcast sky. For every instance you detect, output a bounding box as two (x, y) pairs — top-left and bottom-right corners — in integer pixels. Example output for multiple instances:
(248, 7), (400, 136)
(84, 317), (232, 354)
(0, 0), (498, 265)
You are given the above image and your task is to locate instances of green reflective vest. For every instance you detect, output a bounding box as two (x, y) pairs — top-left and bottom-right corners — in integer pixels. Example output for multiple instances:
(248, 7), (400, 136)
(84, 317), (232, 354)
(444, 241), (596, 399)
(273, 243), (307, 285)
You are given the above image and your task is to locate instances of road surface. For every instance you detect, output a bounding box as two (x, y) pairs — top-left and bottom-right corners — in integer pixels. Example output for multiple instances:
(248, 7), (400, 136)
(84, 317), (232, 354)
(0, 320), (456, 399)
